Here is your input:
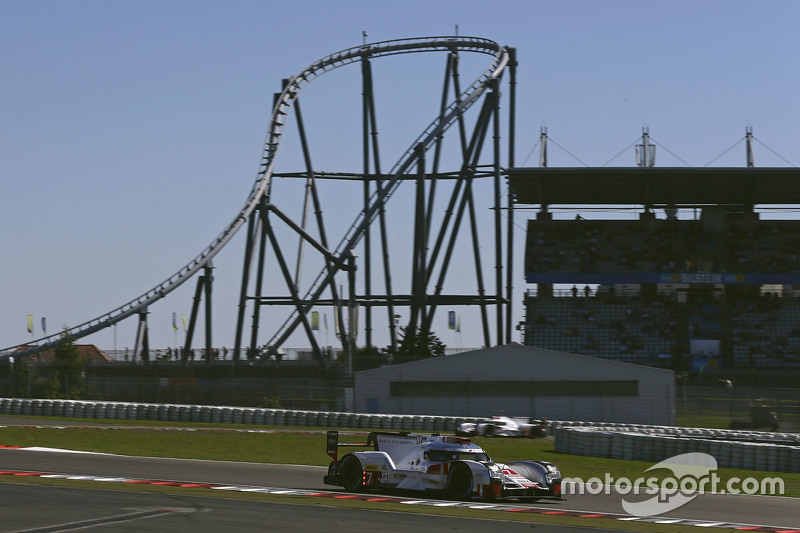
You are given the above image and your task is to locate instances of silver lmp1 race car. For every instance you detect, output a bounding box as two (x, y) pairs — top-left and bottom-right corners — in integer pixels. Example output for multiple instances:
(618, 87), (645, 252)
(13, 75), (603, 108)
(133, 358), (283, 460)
(323, 430), (563, 501)
(456, 416), (548, 438)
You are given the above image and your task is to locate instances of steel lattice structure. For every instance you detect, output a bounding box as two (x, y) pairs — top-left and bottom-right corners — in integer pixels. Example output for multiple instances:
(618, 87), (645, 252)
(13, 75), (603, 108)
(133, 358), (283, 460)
(2, 36), (518, 365)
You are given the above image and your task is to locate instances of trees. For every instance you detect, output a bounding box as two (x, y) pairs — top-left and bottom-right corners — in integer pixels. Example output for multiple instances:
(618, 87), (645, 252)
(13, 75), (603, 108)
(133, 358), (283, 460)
(52, 329), (86, 398)
(350, 326), (446, 370)
(394, 326), (446, 359)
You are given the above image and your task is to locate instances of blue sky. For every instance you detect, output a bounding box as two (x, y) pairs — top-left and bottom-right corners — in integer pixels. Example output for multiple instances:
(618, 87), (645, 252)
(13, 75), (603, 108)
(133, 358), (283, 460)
(2, 1), (800, 355)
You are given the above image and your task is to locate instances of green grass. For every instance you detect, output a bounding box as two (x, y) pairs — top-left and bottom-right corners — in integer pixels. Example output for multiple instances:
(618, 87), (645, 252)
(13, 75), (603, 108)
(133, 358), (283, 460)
(1, 416), (798, 497)
(676, 410), (734, 429)
(0, 424), (323, 464)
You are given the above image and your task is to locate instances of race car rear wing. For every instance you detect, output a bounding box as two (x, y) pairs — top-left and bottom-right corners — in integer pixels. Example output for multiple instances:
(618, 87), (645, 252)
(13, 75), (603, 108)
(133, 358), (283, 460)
(326, 430), (371, 463)
(326, 430), (470, 463)
(325, 430), (419, 463)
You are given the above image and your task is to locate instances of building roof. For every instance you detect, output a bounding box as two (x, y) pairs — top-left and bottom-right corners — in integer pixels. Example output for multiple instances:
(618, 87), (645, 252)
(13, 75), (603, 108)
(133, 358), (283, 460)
(506, 167), (800, 206)
(357, 343), (672, 382)
(11, 344), (115, 364)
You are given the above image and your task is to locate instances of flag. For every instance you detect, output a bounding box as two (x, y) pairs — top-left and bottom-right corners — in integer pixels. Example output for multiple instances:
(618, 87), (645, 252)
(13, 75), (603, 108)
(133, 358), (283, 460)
(311, 311), (319, 331)
(181, 314), (187, 331)
(41, 316), (47, 335)
(27, 314), (33, 334)
(448, 311), (456, 330)
(333, 307), (340, 336)
(172, 312), (178, 331)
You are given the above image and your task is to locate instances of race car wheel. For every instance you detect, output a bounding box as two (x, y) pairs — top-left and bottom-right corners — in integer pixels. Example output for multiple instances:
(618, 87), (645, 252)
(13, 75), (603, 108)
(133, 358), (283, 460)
(339, 455), (364, 492)
(446, 462), (473, 500)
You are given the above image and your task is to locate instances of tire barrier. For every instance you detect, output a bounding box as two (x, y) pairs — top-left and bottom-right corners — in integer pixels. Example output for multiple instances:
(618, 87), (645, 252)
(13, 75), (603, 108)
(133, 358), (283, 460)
(551, 421), (800, 474)
(0, 398), (475, 435)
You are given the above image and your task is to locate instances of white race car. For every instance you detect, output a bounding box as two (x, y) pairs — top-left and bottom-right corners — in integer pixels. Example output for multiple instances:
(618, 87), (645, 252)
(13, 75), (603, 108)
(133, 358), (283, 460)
(323, 430), (563, 501)
(457, 416), (548, 438)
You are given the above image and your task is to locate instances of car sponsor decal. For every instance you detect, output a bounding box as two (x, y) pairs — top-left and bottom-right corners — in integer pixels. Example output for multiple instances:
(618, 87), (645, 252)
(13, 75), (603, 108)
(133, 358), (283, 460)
(501, 467), (538, 488)
(363, 470), (380, 485)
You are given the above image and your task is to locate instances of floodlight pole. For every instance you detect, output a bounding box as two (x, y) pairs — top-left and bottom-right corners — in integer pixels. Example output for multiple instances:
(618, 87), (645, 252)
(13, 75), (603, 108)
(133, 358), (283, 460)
(636, 127), (656, 168)
(539, 126), (548, 168)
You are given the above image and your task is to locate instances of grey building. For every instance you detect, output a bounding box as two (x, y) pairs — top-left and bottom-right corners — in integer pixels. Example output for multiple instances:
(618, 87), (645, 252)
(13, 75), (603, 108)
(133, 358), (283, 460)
(355, 344), (674, 425)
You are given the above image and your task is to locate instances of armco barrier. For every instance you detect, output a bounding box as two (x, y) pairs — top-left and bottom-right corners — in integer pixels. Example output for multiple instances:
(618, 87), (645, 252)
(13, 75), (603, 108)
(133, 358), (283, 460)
(0, 398), (471, 434)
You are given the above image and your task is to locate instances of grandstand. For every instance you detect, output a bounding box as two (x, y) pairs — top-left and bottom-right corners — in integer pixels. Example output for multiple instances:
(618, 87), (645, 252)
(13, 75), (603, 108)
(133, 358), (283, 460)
(508, 165), (800, 377)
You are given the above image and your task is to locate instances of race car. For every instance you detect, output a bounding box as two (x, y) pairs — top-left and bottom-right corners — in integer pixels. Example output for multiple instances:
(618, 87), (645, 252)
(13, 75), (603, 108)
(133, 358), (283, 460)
(457, 416), (548, 438)
(323, 430), (562, 501)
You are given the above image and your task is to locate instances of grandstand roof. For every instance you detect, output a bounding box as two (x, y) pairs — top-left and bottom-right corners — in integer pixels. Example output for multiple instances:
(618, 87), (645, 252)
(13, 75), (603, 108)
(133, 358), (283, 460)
(506, 167), (800, 206)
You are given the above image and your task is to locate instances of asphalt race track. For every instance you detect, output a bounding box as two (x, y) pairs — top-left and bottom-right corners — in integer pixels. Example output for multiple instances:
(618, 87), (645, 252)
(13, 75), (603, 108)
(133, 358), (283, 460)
(1, 448), (799, 531)
(3, 483), (617, 533)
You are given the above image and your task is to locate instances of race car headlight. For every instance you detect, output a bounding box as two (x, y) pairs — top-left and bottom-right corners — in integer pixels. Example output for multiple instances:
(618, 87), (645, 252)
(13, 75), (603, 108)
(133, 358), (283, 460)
(545, 466), (561, 481)
(487, 464), (502, 478)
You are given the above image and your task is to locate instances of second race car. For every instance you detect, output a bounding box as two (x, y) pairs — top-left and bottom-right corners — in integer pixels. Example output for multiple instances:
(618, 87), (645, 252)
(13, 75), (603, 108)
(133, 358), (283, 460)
(456, 415), (548, 438)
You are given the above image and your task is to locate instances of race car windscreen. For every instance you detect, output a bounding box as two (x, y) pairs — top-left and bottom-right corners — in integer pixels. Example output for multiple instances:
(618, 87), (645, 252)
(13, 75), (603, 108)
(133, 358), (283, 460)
(426, 450), (490, 462)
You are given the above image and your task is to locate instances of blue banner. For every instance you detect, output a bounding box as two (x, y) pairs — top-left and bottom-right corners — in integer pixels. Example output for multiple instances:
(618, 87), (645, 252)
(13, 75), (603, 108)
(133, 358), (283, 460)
(526, 272), (800, 285)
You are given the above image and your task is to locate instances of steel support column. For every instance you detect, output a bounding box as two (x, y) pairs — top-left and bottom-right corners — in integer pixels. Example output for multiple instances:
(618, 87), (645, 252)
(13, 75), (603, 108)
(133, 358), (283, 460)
(492, 76), (504, 344)
(203, 261), (214, 364)
(133, 308), (149, 364)
(248, 198), (271, 360)
(409, 144), (428, 331)
(183, 263), (214, 363)
(422, 80), (499, 347)
(361, 58), (374, 349)
(233, 206), (260, 362)
(505, 47), (517, 345)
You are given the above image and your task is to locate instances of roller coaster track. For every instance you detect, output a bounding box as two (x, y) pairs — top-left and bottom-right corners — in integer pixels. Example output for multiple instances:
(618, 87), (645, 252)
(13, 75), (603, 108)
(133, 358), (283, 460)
(2, 36), (510, 358)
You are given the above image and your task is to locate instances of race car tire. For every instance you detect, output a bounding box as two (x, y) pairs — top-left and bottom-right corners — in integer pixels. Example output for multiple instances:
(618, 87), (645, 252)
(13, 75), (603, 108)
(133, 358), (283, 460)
(339, 454), (365, 492)
(528, 426), (543, 438)
(445, 462), (473, 500)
